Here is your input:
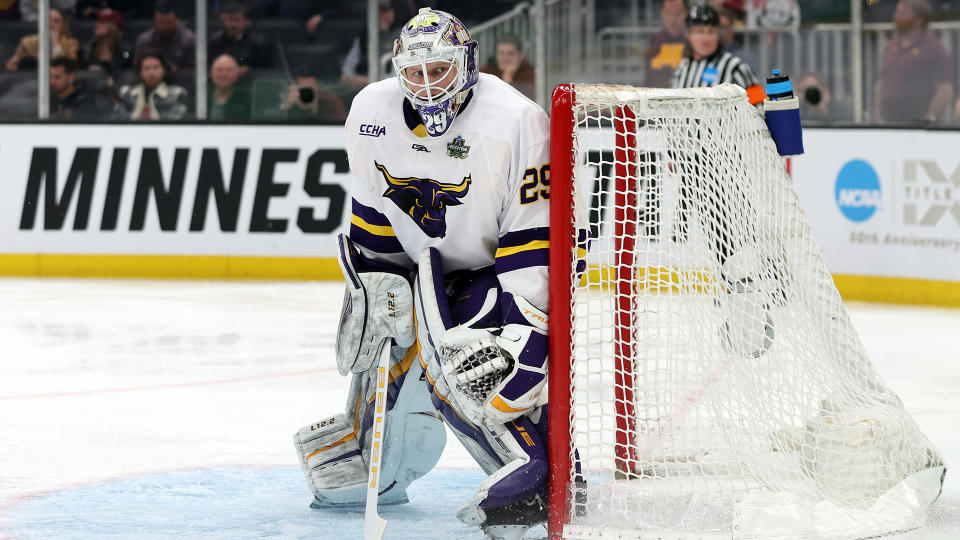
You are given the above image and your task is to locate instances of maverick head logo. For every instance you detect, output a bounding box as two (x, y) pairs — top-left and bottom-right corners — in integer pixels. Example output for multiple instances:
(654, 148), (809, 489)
(376, 162), (471, 238)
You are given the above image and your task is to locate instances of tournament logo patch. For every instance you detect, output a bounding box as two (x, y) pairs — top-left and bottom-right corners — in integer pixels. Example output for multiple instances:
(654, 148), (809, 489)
(446, 136), (470, 159)
(376, 162), (471, 238)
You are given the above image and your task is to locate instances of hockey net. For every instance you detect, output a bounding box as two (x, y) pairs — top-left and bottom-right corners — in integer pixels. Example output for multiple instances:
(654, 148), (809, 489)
(546, 84), (944, 540)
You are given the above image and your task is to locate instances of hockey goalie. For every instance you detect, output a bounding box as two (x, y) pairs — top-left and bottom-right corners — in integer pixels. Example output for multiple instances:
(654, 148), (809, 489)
(293, 8), (551, 540)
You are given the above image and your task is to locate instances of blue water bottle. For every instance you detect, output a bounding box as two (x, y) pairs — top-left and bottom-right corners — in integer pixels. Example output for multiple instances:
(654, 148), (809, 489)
(763, 69), (804, 157)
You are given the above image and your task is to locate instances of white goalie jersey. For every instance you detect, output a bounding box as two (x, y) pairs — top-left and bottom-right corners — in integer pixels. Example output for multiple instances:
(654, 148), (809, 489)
(344, 73), (550, 310)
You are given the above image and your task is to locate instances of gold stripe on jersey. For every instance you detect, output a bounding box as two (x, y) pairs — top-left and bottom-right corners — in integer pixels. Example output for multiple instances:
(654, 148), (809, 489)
(351, 215), (398, 237)
(495, 240), (550, 258)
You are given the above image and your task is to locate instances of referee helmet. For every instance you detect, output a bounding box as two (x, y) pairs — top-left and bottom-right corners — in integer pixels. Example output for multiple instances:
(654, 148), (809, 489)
(686, 5), (720, 28)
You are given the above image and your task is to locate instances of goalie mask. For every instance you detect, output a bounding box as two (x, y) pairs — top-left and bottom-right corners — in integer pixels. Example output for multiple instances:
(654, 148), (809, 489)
(393, 8), (478, 137)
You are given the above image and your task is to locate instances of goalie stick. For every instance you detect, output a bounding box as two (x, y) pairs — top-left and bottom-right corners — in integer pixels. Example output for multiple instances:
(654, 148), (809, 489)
(364, 338), (392, 540)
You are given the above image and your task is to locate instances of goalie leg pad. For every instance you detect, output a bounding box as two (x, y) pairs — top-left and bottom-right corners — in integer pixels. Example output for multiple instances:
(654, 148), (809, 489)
(413, 250), (521, 471)
(294, 411), (378, 507)
(294, 344), (446, 507)
(412, 249), (549, 525)
(455, 415), (549, 527)
(414, 260), (504, 474)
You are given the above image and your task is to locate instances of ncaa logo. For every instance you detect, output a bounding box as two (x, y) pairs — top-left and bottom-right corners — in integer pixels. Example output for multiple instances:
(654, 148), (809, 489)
(835, 159), (881, 222)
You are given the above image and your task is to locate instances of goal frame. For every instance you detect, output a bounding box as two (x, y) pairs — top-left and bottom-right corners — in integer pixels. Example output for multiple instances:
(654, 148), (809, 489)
(548, 83), (642, 539)
(544, 82), (945, 540)
(546, 83), (575, 540)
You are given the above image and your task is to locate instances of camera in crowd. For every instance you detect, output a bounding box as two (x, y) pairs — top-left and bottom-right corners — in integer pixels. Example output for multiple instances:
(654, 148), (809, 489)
(298, 86), (316, 103)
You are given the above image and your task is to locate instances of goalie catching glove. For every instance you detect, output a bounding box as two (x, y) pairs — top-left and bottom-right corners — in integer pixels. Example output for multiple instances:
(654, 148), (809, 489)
(437, 294), (548, 426)
(415, 248), (548, 428)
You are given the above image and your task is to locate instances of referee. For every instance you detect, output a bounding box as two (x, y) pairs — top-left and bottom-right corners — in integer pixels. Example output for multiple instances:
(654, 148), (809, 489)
(670, 5), (765, 105)
(667, 5), (784, 357)
(667, 4), (763, 272)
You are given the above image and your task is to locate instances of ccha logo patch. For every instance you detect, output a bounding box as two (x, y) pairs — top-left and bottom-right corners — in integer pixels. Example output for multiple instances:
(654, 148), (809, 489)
(835, 159), (881, 222)
(359, 124), (386, 137)
(376, 162), (470, 238)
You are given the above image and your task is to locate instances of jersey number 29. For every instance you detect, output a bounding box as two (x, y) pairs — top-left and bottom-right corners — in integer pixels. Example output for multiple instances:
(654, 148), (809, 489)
(520, 164), (550, 205)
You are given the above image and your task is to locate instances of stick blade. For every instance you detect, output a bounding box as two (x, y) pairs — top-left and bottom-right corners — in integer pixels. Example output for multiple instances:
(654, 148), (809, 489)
(363, 512), (387, 540)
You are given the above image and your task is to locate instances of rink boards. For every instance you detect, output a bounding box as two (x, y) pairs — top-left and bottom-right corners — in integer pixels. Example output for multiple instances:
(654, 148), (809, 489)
(0, 123), (957, 305)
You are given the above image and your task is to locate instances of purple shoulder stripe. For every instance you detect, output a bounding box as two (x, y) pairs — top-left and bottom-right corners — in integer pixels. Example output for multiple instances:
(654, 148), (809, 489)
(352, 198), (392, 227)
(499, 227), (550, 248)
(351, 223), (405, 254)
(496, 248), (549, 274)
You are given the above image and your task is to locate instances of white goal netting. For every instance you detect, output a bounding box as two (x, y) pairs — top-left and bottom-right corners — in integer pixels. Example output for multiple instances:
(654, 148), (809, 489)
(552, 84), (944, 540)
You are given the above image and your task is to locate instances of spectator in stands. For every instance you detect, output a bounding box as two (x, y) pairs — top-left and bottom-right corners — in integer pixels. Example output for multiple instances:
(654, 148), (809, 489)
(134, 0), (196, 71)
(480, 35), (535, 101)
(5, 8), (79, 71)
(0, 0), (21, 19)
(82, 9), (133, 76)
(115, 50), (188, 120)
(795, 72), (852, 121)
(340, 0), (394, 89)
(284, 67), (346, 121)
(644, 0), (687, 88)
(875, 0), (953, 123)
(50, 57), (104, 119)
(74, 0), (134, 20)
(708, 0), (745, 22)
(275, 0), (326, 29)
(208, 53), (251, 120)
(209, 1), (272, 75)
(716, 6), (756, 68)
(19, 0), (76, 21)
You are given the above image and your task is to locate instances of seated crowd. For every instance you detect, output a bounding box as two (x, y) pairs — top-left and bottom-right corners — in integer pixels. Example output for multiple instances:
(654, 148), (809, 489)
(0, 0), (537, 122)
(0, 0), (537, 121)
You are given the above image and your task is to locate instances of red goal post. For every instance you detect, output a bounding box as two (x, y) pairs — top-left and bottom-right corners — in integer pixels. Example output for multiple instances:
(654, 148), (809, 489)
(547, 83), (576, 538)
(548, 83), (641, 535)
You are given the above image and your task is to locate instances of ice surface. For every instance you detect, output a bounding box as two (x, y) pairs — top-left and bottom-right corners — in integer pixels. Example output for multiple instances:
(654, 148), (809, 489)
(0, 279), (956, 539)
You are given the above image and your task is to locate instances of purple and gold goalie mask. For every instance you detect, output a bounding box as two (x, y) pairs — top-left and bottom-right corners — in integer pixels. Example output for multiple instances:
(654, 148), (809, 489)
(393, 8), (478, 137)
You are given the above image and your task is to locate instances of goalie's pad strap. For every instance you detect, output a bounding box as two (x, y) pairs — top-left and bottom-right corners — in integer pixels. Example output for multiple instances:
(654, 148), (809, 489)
(335, 233), (416, 375)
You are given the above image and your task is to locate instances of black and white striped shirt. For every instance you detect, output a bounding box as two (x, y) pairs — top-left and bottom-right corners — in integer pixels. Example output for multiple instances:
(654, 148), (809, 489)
(670, 49), (760, 90)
